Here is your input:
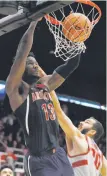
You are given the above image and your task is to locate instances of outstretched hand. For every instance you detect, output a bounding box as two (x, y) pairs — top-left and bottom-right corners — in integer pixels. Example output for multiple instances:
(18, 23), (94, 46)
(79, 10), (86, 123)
(38, 66), (47, 77)
(30, 17), (43, 26)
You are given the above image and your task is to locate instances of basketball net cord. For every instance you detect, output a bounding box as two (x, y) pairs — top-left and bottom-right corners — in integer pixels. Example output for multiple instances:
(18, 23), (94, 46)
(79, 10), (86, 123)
(45, 2), (100, 61)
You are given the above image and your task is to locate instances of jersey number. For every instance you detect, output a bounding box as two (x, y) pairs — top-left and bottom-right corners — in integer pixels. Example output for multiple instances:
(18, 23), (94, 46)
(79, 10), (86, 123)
(91, 147), (101, 170)
(42, 103), (56, 121)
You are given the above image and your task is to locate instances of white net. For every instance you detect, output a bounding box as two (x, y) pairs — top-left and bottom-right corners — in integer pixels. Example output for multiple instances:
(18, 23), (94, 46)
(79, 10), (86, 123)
(45, 1), (101, 61)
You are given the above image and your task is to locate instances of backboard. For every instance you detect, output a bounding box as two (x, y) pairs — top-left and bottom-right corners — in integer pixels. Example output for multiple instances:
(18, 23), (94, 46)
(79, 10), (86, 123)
(0, 1), (73, 36)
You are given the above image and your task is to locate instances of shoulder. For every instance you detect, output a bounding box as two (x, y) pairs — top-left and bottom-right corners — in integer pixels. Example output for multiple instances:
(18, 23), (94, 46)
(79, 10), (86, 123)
(12, 81), (29, 97)
(73, 134), (88, 147)
(7, 81), (29, 112)
(66, 135), (89, 156)
(6, 79), (29, 97)
(67, 134), (89, 153)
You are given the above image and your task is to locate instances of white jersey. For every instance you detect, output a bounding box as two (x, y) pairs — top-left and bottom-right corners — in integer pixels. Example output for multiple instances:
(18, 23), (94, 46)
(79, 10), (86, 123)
(68, 136), (103, 176)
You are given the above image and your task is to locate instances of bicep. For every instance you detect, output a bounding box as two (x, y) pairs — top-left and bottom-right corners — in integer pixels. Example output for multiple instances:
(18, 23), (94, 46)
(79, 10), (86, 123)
(6, 57), (26, 96)
(6, 36), (32, 95)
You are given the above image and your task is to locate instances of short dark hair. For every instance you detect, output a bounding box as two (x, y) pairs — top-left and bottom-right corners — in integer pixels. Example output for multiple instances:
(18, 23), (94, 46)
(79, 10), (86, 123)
(28, 52), (35, 58)
(90, 117), (104, 143)
(0, 164), (14, 172)
(27, 52), (38, 65)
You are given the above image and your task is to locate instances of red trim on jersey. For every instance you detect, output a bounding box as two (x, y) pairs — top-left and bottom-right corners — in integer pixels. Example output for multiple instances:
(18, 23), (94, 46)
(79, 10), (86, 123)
(67, 136), (90, 158)
(72, 159), (88, 168)
(90, 147), (95, 157)
(36, 84), (46, 89)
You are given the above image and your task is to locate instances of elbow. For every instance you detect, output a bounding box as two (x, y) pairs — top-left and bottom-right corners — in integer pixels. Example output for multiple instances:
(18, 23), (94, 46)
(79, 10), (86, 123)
(5, 80), (13, 96)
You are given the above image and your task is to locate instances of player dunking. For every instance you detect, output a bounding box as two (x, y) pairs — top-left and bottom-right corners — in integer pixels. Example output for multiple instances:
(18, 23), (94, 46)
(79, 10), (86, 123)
(5, 18), (82, 176)
(50, 91), (107, 176)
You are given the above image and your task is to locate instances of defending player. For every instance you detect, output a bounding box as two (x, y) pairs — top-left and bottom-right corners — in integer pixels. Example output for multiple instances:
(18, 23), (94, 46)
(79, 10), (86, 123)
(50, 91), (107, 176)
(5, 18), (82, 176)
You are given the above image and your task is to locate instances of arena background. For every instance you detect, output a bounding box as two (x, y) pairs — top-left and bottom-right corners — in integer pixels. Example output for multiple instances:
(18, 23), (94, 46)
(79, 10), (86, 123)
(0, 1), (106, 175)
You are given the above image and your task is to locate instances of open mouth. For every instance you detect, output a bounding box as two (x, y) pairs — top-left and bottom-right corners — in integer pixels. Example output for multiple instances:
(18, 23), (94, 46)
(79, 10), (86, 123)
(32, 68), (38, 73)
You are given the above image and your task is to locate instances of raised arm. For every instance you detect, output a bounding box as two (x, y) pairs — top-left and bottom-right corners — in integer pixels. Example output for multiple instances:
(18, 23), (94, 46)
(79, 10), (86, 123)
(37, 64), (82, 139)
(37, 66), (80, 137)
(6, 20), (40, 96)
(50, 91), (83, 139)
(39, 54), (81, 92)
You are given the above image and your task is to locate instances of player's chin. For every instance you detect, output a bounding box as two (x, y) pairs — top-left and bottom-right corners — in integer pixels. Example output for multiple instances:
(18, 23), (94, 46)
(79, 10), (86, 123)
(33, 72), (41, 79)
(31, 70), (38, 76)
(78, 127), (83, 131)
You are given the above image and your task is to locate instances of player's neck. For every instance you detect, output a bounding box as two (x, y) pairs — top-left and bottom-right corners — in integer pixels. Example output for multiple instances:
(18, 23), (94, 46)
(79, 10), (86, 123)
(81, 129), (89, 135)
(24, 75), (40, 85)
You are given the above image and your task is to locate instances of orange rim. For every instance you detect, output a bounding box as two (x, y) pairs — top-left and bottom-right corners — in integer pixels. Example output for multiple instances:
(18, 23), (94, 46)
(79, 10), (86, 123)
(75, 0), (102, 24)
(45, 0), (102, 25)
(45, 15), (61, 25)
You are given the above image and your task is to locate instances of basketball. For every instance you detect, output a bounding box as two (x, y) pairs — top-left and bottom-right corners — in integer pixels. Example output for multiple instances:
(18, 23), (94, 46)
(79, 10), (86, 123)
(62, 13), (92, 42)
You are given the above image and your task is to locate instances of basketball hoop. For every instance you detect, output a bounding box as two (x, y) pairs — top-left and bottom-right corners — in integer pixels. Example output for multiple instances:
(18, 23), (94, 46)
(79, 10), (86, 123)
(45, 0), (102, 61)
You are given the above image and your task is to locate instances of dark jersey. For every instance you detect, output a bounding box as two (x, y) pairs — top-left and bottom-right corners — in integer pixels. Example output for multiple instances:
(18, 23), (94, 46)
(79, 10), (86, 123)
(14, 84), (59, 155)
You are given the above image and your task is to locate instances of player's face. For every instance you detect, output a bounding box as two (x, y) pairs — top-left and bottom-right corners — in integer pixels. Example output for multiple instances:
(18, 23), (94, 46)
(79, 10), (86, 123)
(0, 168), (14, 176)
(26, 57), (41, 77)
(78, 118), (95, 134)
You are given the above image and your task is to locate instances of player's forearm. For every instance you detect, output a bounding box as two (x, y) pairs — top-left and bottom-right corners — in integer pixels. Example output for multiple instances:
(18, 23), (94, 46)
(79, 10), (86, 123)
(37, 68), (60, 107)
(6, 21), (39, 95)
(55, 54), (81, 79)
(38, 66), (47, 77)
(50, 91), (78, 138)
(50, 91), (68, 123)
(15, 21), (38, 61)
(37, 67), (60, 109)
(46, 54), (81, 91)
(50, 91), (61, 110)
(38, 67), (77, 138)
(50, 91), (68, 122)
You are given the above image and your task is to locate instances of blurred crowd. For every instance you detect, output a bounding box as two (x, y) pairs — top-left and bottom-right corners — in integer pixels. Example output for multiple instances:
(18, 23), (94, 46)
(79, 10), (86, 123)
(0, 104), (106, 155)
(0, 103), (106, 175)
(0, 114), (25, 151)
